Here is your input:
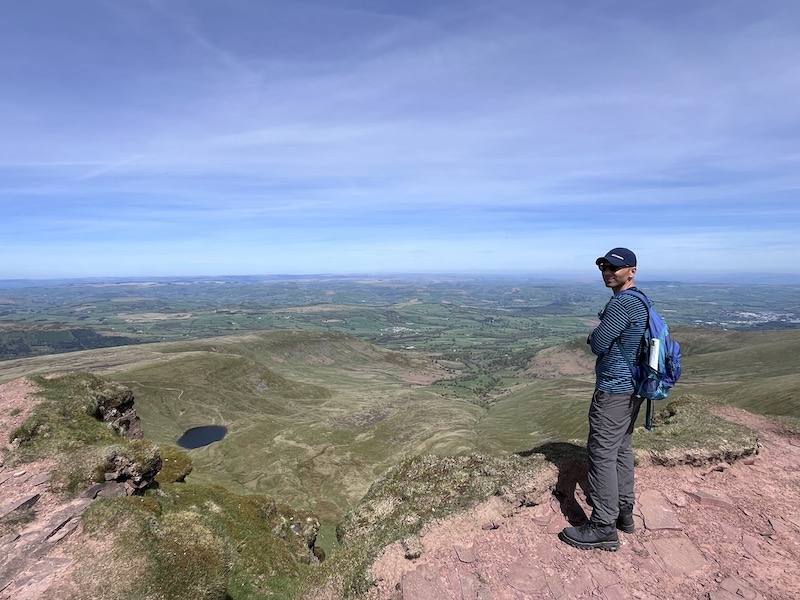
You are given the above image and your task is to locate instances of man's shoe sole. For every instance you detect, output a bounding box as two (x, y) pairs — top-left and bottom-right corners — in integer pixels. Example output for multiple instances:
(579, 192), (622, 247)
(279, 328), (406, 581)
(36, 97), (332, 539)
(557, 531), (620, 552)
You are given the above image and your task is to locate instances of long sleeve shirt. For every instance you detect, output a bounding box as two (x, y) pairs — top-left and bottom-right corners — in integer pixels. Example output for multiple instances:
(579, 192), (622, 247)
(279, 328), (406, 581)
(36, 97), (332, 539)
(589, 290), (648, 393)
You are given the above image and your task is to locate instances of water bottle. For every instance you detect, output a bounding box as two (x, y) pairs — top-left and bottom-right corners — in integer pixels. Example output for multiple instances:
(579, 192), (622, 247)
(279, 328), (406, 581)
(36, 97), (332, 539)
(648, 338), (660, 371)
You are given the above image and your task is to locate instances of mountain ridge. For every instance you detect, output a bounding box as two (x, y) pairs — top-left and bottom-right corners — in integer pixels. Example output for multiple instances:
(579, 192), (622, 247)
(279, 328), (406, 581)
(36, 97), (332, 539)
(4, 377), (798, 599)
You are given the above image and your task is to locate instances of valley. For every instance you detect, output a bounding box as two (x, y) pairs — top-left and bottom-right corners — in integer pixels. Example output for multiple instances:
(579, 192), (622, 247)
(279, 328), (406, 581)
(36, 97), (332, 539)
(2, 275), (800, 598)
(2, 277), (799, 534)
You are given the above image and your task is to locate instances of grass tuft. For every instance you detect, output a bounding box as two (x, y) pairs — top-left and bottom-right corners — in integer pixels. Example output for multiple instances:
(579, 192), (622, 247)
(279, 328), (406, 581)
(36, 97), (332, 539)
(634, 394), (759, 466)
(156, 444), (194, 484)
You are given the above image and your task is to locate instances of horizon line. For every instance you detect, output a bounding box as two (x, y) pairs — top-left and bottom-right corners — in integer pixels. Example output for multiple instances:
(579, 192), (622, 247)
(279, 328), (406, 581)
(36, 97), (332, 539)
(2, 271), (800, 285)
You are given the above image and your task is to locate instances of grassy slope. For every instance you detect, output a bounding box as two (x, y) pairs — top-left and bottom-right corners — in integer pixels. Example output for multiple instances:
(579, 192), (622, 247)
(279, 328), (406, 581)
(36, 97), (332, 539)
(104, 331), (485, 527)
(676, 327), (800, 421)
(476, 377), (594, 453)
(2, 371), (322, 600)
(3, 327), (798, 523)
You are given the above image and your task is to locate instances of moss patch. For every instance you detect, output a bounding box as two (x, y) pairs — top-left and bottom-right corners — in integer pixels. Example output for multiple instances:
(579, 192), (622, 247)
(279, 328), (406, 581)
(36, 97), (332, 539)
(156, 444), (194, 484)
(81, 483), (320, 600)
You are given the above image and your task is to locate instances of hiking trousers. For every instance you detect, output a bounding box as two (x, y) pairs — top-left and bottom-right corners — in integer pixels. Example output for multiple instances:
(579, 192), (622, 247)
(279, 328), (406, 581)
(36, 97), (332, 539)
(586, 390), (644, 525)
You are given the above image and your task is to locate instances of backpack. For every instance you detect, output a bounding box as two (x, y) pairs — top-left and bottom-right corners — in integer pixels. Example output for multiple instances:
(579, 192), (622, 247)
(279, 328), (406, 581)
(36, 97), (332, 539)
(616, 289), (682, 429)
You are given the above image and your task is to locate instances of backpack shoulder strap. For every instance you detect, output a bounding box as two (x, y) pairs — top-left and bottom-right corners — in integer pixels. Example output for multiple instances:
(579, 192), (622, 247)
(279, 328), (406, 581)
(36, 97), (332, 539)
(619, 288), (650, 307)
(614, 288), (651, 367)
(619, 288), (652, 328)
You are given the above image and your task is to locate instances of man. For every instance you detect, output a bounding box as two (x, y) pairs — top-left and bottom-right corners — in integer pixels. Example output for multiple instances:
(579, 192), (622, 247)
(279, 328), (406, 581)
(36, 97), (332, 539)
(559, 247), (648, 551)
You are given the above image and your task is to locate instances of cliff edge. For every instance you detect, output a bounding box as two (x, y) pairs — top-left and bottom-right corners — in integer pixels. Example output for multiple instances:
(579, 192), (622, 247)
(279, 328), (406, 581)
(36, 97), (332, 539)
(360, 405), (800, 600)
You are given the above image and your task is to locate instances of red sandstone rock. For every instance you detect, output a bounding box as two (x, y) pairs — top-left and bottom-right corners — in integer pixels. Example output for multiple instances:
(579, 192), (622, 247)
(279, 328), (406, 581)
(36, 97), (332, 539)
(685, 488), (735, 509)
(638, 489), (684, 530)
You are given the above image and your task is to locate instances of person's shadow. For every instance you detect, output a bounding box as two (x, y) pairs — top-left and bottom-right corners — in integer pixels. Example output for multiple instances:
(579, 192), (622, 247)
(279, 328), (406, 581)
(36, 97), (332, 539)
(518, 442), (591, 525)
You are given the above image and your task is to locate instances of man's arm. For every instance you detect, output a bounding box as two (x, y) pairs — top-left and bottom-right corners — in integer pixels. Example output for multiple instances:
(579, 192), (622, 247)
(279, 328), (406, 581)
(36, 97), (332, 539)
(589, 298), (631, 356)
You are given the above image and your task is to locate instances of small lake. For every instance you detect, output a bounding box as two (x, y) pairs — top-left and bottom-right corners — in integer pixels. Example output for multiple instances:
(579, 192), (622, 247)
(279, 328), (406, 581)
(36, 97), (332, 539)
(177, 425), (228, 449)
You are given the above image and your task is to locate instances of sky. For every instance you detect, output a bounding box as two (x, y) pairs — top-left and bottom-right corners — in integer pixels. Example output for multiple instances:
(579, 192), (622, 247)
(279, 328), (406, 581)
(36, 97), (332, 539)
(1, 0), (799, 280)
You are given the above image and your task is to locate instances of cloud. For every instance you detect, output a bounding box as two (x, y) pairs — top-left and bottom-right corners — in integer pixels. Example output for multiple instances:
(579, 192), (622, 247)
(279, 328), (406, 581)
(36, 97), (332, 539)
(0, 0), (799, 277)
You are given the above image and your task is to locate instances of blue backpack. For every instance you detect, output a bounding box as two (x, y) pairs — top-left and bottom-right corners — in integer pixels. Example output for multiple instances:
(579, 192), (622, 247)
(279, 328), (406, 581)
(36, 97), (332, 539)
(616, 289), (682, 429)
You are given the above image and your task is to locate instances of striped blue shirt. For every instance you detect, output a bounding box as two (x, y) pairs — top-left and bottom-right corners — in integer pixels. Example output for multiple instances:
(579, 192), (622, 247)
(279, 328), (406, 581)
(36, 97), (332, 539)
(589, 289), (648, 393)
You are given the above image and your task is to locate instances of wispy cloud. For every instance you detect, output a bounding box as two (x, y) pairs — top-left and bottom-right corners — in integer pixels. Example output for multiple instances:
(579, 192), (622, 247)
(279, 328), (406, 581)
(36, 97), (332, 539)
(1, 0), (798, 277)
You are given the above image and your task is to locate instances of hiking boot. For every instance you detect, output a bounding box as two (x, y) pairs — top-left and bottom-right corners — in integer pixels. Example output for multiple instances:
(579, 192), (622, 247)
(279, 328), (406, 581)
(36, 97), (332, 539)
(617, 506), (635, 533)
(558, 522), (620, 551)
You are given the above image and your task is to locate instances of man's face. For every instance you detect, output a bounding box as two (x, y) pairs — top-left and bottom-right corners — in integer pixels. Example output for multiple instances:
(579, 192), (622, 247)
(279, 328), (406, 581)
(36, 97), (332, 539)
(598, 262), (636, 289)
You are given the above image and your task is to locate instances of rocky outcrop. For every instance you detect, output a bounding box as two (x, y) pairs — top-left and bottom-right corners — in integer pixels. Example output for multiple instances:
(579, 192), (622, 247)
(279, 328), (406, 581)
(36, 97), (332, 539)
(89, 381), (162, 496)
(0, 474), (91, 600)
(0, 377), (159, 599)
(90, 380), (144, 439)
(86, 442), (163, 499)
(274, 513), (324, 565)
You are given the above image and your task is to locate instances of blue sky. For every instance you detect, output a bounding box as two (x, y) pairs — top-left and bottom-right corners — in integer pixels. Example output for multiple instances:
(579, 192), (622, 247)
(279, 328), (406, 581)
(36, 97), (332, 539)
(1, 0), (799, 279)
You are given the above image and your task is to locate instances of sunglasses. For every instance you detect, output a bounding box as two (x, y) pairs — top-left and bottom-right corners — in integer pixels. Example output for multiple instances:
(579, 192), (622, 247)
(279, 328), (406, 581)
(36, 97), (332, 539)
(598, 263), (630, 272)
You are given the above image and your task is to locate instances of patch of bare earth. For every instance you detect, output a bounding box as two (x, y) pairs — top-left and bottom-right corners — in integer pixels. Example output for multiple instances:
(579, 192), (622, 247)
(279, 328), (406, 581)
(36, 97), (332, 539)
(368, 405), (800, 600)
(0, 378), (100, 600)
(397, 361), (454, 386)
(524, 346), (595, 379)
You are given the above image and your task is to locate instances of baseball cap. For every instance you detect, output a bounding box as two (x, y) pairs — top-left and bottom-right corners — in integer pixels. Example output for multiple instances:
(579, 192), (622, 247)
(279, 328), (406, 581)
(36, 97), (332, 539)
(595, 247), (637, 267)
